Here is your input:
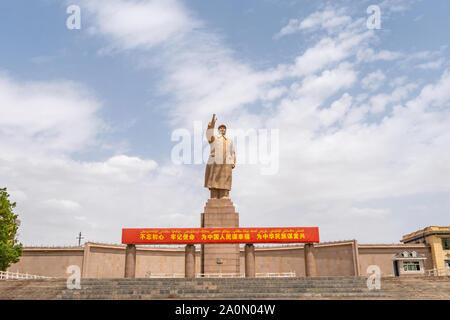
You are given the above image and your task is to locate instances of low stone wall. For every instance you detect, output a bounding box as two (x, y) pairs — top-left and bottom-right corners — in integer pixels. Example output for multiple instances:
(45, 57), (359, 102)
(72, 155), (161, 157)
(7, 247), (84, 278)
(7, 241), (432, 278)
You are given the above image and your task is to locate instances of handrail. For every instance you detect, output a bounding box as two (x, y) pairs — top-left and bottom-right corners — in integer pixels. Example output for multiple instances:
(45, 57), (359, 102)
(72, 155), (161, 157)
(196, 273), (245, 278)
(142, 272), (297, 278)
(0, 270), (55, 280)
(195, 272), (296, 278)
(142, 272), (298, 278)
(425, 267), (450, 276)
(256, 272), (296, 278)
(145, 273), (185, 278)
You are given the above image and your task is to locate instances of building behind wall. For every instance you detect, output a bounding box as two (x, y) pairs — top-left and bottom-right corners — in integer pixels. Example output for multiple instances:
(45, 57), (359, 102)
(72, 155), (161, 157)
(401, 226), (450, 275)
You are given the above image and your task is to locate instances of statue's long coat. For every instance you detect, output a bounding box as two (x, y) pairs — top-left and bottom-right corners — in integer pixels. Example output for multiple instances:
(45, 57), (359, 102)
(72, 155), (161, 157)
(204, 129), (235, 191)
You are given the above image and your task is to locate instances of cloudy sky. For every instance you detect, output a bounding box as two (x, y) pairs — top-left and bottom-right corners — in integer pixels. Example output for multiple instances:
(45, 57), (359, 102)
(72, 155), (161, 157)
(1, 0), (449, 246)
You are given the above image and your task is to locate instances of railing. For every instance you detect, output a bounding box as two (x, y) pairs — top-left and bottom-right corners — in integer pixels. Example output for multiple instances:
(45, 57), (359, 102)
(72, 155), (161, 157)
(196, 272), (297, 278)
(425, 267), (450, 277)
(0, 271), (55, 280)
(256, 272), (296, 278)
(143, 272), (298, 278)
(145, 273), (185, 278)
(196, 273), (245, 278)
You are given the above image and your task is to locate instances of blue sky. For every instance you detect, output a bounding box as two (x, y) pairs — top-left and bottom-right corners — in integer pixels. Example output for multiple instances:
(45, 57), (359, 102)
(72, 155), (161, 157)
(0, 0), (449, 246)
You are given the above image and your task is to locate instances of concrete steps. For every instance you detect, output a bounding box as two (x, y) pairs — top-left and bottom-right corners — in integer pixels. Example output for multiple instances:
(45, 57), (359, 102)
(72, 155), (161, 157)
(0, 277), (448, 300)
(0, 279), (67, 300)
(376, 277), (450, 299)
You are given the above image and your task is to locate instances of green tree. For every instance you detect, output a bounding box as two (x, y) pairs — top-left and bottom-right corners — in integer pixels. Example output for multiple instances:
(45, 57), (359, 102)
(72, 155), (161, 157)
(0, 188), (23, 271)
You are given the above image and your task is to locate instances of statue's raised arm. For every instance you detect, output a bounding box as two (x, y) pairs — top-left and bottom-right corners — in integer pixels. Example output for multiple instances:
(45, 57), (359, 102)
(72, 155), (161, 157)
(208, 114), (216, 129)
(206, 114), (216, 144)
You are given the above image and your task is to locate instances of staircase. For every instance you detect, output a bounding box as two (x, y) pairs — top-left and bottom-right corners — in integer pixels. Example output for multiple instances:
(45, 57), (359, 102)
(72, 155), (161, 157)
(0, 277), (449, 300)
(379, 276), (450, 299)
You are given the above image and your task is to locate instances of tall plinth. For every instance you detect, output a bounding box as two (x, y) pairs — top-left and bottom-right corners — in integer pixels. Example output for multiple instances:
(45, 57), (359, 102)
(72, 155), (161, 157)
(201, 198), (240, 275)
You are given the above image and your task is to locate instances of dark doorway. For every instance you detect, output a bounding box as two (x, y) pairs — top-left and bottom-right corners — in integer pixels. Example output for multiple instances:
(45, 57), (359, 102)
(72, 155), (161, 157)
(393, 261), (399, 276)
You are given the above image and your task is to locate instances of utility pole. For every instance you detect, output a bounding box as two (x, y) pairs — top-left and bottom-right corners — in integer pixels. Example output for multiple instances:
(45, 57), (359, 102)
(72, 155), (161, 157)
(77, 232), (84, 247)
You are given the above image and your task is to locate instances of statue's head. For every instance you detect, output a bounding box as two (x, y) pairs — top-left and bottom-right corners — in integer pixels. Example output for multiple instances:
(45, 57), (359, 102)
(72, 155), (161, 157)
(218, 124), (226, 136)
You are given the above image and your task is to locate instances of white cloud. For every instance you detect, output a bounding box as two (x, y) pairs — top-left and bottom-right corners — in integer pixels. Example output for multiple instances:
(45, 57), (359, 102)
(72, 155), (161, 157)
(357, 48), (403, 62)
(43, 199), (82, 211)
(319, 93), (353, 127)
(380, 0), (418, 13)
(274, 7), (351, 38)
(299, 8), (351, 32)
(81, 0), (281, 125)
(289, 24), (372, 77)
(0, 72), (168, 245)
(81, 155), (158, 182)
(80, 0), (376, 125)
(6, 189), (28, 203)
(361, 70), (386, 91)
(0, 73), (102, 157)
(390, 76), (407, 87)
(261, 86), (288, 101)
(406, 70), (450, 111)
(81, 0), (200, 51)
(416, 58), (444, 70)
(368, 83), (417, 113)
(297, 63), (357, 102)
(236, 66), (450, 242)
(274, 19), (301, 39)
(348, 207), (391, 219)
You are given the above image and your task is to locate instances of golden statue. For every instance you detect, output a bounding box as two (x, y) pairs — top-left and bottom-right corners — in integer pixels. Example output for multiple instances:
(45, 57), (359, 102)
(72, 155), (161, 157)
(204, 114), (236, 199)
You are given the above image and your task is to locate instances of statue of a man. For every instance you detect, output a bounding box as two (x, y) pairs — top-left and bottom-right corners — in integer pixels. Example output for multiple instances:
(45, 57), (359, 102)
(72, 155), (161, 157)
(204, 114), (236, 199)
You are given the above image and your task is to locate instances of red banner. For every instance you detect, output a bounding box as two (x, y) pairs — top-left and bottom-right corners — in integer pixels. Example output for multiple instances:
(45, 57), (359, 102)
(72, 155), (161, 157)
(122, 227), (319, 244)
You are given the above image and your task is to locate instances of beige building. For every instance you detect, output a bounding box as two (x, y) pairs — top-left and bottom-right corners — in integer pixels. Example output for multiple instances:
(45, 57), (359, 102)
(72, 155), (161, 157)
(8, 226), (449, 278)
(401, 226), (450, 276)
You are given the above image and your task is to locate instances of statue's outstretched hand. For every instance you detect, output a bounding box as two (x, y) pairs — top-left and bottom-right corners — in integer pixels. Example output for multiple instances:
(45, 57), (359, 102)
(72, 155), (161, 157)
(208, 114), (217, 128)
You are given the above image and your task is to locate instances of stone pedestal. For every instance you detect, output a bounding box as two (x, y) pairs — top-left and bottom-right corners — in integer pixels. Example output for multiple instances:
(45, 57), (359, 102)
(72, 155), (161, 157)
(124, 244), (136, 278)
(201, 198), (240, 275)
